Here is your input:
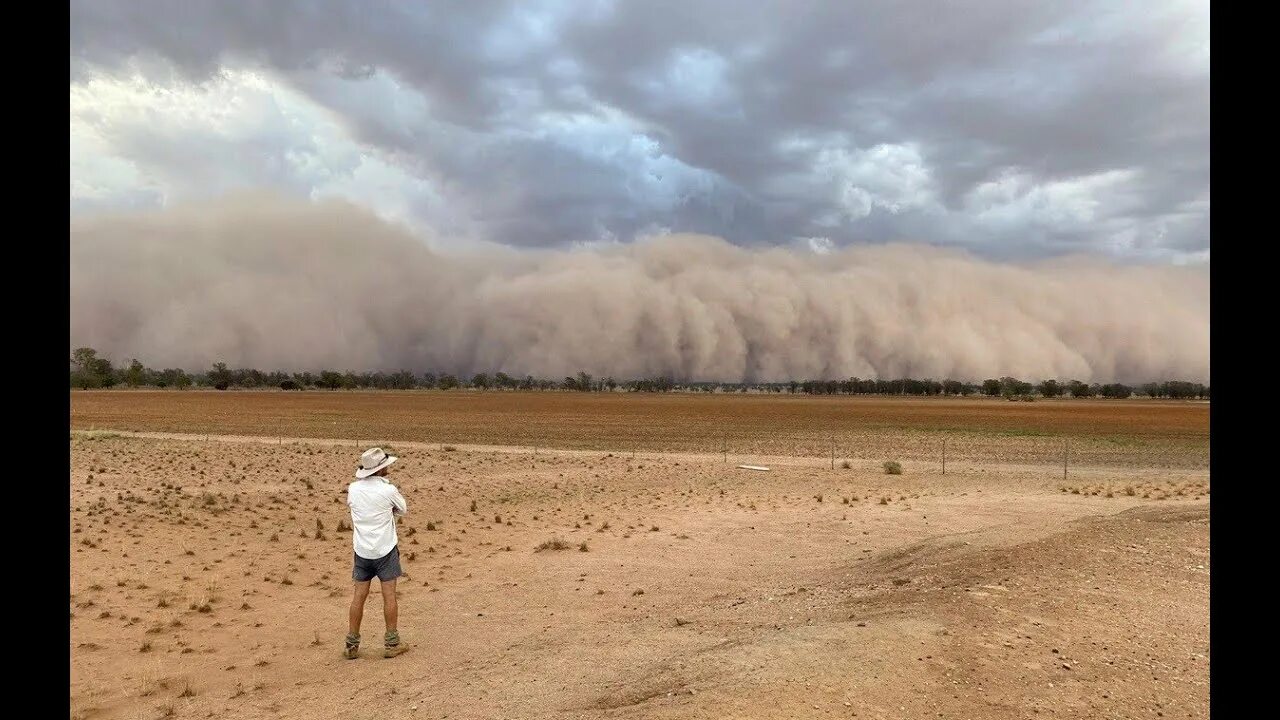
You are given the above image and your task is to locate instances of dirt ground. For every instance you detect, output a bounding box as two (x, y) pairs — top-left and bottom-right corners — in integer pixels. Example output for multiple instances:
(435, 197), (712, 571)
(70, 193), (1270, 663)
(70, 391), (1210, 470)
(70, 429), (1208, 720)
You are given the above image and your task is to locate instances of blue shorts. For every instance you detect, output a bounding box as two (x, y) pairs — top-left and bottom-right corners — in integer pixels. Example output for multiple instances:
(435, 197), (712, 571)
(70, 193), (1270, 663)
(352, 546), (402, 583)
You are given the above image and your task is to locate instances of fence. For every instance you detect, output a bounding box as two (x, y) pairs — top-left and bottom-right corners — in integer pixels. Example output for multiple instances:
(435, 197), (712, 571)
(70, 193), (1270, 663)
(76, 426), (1207, 483)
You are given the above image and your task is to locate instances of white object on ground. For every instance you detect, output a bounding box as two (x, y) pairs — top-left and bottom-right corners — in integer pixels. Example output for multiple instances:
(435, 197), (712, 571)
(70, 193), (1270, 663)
(736, 464), (770, 471)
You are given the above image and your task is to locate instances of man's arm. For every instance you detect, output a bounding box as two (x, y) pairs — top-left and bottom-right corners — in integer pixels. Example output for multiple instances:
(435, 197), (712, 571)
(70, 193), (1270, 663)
(389, 486), (408, 517)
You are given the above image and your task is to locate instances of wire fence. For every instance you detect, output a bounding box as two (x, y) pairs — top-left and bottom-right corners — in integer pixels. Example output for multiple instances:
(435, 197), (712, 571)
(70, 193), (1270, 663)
(456, 423), (1210, 474)
(152, 427), (1208, 478)
(73, 422), (1209, 478)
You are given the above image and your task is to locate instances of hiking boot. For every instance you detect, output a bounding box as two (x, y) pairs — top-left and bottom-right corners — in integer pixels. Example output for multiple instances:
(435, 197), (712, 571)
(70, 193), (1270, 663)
(384, 630), (409, 658)
(343, 633), (360, 659)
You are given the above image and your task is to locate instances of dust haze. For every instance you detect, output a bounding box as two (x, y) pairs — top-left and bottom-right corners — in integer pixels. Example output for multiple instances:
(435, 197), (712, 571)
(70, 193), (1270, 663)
(69, 194), (1209, 383)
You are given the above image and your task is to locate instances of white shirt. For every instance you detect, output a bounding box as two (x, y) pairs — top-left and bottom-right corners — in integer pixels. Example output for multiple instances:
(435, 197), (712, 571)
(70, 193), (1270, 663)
(347, 477), (408, 559)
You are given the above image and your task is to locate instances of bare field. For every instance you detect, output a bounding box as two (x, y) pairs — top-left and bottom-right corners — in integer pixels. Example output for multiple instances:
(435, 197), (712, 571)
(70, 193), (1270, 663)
(70, 396), (1208, 720)
(71, 391), (1209, 470)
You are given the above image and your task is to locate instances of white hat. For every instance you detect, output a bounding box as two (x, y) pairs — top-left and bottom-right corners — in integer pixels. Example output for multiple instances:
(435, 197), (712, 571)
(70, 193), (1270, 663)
(355, 447), (398, 479)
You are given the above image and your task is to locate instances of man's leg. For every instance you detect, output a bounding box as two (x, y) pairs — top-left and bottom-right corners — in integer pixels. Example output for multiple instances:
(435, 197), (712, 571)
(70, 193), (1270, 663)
(346, 580), (371, 658)
(350, 580), (372, 634)
(381, 578), (409, 657)
(380, 578), (398, 632)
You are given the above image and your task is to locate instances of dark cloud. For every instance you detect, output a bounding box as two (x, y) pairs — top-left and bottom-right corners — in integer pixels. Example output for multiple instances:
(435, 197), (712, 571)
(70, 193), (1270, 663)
(69, 0), (1209, 260)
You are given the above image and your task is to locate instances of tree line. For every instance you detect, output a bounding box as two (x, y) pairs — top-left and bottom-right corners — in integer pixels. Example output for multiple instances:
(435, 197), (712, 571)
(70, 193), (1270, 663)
(68, 347), (1209, 399)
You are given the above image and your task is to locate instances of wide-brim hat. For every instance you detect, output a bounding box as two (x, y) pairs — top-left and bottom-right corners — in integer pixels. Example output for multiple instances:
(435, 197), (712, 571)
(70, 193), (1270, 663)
(355, 447), (398, 479)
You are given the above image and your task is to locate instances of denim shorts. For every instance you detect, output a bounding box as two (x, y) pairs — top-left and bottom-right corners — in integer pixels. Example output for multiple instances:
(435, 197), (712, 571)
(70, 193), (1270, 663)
(352, 545), (402, 582)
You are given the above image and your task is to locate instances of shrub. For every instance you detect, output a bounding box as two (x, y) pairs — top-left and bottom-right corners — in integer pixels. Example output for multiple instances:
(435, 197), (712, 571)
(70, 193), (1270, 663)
(535, 537), (572, 552)
(883, 461), (903, 475)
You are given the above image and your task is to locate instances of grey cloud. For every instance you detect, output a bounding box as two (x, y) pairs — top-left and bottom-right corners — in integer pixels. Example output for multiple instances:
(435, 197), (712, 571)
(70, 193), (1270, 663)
(69, 0), (1208, 260)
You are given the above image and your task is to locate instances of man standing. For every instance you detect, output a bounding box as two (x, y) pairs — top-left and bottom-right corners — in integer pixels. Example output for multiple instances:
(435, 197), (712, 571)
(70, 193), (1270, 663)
(344, 447), (410, 659)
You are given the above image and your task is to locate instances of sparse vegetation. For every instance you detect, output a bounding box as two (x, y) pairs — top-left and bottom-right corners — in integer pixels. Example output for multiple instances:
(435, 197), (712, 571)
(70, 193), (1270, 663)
(883, 461), (902, 475)
(68, 386), (1207, 720)
(535, 537), (572, 552)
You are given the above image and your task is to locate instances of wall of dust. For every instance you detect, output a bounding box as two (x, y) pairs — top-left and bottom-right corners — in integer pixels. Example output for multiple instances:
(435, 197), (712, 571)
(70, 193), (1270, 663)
(70, 194), (1209, 383)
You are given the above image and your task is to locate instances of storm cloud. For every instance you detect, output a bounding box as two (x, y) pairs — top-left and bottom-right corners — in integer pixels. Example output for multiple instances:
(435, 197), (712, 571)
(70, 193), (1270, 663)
(70, 0), (1209, 261)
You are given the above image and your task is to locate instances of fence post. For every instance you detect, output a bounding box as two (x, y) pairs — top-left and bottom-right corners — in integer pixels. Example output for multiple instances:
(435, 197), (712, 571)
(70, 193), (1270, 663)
(830, 436), (835, 469)
(942, 438), (946, 476)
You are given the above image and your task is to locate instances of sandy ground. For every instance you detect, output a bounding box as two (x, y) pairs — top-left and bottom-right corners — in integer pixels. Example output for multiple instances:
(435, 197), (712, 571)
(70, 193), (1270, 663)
(70, 433), (1208, 720)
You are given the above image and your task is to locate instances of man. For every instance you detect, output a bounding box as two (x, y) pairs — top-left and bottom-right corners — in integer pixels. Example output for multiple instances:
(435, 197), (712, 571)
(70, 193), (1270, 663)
(344, 447), (410, 659)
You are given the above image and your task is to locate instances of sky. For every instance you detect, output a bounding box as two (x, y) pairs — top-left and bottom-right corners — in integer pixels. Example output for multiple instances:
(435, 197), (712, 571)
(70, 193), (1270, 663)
(69, 0), (1209, 263)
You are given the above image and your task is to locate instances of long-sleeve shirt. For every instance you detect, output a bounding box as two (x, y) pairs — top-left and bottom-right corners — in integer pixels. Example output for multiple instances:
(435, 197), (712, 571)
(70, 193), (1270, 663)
(346, 477), (408, 559)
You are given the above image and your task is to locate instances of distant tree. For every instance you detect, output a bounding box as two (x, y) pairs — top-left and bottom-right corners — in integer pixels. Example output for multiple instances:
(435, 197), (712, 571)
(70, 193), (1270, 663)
(981, 379), (1001, 396)
(279, 379), (300, 390)
(1038, 379), (1063, 398)
(1067, 380), (1093, 398)
(494, 372), (514, 390)
(437, 373), (459, 390)
(385, 370), (415, 390)
(123, 359), (147, 387)
(471, 373), (491, 390)
(318, 371), (342, 390)
(1162, 380), (1203, 399)
(419, 372), (437, 389)
(942, 380), (964, 396)
(237, 368), (265, 388)
(208, 362), (233, 388)
(998, 377), (1033, 397)
(576, 371), (593, 392)
(356, 371), (383, 389)
(70, 347), (117, 388)
(1099, 383), (1132, 399)
(158, 368), (191, 389)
